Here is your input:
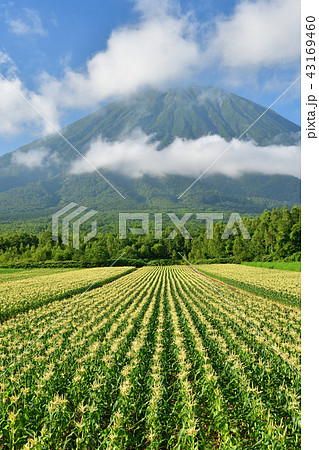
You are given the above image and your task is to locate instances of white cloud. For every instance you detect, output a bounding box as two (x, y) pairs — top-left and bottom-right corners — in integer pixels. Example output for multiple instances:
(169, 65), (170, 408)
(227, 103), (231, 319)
(0, 71), (60, 136)
(6, 8), (46, 36)
(133, 0), (181, 20)
(0, 51), (14, 67)
(12, 147), (49, 168)
(0, 50), (17, 78)
(70, 132), (301, 179)
(38, 15), (200, 109)
(0, 5), (200, 137)
(210, 0), (300, 68)
(0, 0), (300, 140)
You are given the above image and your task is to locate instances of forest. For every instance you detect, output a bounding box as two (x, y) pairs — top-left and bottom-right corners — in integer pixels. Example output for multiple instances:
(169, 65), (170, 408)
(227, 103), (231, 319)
(0, 205), (300, 267)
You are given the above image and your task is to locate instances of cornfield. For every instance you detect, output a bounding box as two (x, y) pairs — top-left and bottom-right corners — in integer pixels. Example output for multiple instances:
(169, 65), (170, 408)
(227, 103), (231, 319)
(196, 264), (301, 308)
(0, 267), (135, 321)
(0, 266), (300, 449)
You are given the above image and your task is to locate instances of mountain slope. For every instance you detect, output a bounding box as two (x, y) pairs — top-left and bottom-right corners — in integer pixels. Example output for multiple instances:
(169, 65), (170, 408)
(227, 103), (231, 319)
(60, 86), (300, 148)
(0, 86), (300, 229)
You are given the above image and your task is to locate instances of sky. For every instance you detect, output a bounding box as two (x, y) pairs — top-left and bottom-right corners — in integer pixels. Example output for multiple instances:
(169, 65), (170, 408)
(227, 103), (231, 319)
(0, 0), (301, 157)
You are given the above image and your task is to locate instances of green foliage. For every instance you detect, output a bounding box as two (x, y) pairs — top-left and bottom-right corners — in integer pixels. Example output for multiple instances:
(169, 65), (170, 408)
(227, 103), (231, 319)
(0, 205), (301, 268)
(242, 261), (301, 272)
(0, 266), (300, 448)
(0, 87), (300, 226)
(0, 173), (301, 227)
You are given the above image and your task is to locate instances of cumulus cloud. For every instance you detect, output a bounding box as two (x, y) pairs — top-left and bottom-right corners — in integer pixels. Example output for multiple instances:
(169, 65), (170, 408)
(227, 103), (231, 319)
(6, 8), (46, 36)
(0, 0), (300, 139)
(0, 3), (199, 137)
(70, 132), (301, 179)
(38, 15), (200, 109)
(12, 147), (58, 169)
(210, 0), (300, 68)
(0, 71), (60, 136)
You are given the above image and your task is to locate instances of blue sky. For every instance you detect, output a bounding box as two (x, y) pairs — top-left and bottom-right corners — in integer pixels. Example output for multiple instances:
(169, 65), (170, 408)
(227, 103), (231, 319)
(0, 0), (300, 157)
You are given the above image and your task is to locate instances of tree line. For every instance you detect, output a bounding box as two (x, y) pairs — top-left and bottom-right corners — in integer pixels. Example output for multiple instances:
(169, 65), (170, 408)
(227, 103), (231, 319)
(0, 206), (300, 267)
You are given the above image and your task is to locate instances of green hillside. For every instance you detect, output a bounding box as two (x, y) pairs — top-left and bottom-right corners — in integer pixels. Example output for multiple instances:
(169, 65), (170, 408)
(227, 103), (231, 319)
(0, 86), (300, 231)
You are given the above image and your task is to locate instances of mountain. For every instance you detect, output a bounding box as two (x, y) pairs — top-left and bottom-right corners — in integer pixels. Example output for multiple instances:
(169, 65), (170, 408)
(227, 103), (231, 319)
(56, 85), (300, 148)
(0, 86), (300, 231)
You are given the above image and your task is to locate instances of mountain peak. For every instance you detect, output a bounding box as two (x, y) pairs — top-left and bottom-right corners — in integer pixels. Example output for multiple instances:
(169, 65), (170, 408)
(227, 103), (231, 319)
(71, 85), (300, 149)
(0, 85), (300, 225)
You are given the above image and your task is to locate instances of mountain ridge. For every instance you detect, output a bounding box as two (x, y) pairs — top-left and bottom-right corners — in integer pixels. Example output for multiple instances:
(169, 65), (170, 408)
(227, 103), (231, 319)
(0, 86), (300, 229)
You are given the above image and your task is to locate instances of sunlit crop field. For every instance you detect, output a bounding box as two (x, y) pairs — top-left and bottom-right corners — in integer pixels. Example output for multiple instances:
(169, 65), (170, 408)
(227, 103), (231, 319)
(196, 263), (301, 308)
(0, 266), (300, 449)
(0, 266), (134, 322)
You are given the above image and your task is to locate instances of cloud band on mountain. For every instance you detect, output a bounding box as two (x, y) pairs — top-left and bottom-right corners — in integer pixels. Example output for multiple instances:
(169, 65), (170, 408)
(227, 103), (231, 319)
(12, 147), (59, 168)
(69, 133), (301, 179)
